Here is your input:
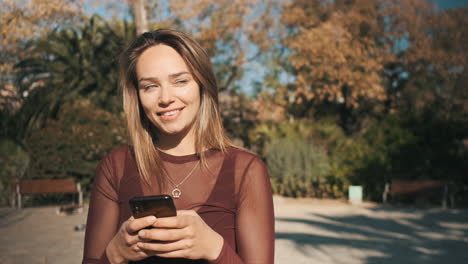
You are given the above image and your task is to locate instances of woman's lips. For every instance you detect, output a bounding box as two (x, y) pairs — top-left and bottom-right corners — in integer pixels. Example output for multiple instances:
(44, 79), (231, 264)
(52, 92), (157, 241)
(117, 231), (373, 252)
(157, 107), (183, 121)
(159, 109), (180, 116)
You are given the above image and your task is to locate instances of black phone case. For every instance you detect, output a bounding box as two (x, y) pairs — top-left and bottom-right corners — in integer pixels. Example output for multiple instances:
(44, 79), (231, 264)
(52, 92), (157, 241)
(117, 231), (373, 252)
(129, 194), (177, 219)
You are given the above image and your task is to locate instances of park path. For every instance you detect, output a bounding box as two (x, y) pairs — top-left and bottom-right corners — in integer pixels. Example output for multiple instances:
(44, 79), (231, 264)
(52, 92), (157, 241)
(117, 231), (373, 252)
(1, 197), (467, 264)
(274, 197), (468, 264)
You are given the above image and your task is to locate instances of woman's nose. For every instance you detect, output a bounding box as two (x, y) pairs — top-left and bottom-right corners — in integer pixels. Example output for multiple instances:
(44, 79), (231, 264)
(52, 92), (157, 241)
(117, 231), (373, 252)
(158, 85), (174, 105)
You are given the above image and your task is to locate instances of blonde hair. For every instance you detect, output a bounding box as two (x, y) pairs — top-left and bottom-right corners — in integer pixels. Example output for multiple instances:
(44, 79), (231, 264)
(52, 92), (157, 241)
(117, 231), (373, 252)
(120, 29), (233, 189)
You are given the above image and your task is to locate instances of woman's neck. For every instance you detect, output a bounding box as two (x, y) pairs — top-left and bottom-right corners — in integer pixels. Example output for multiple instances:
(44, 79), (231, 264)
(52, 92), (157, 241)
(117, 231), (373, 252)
(156, 129), (197, 156)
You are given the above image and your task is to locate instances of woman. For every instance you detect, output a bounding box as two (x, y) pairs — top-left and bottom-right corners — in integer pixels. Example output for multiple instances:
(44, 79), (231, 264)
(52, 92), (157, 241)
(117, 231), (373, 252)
(82, 29), (274, 264)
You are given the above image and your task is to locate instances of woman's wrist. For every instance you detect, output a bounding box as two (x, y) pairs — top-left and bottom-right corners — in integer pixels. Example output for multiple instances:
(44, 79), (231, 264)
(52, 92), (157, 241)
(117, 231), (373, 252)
(106, 239), (128, 264)
(205, 232), (224, 262)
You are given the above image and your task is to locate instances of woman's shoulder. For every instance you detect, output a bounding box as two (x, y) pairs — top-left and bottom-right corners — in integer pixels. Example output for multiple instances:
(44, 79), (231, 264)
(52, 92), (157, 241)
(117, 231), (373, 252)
(95, 145), (133, 182)
(101, 144), (133, 164)
(224, 147), (270, 186)
(225, 147), (265, 165)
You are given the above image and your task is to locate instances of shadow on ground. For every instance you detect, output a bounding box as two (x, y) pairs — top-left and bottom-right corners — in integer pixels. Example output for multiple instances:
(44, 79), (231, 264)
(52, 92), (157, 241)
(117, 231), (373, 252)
(0, 208), (32, 228)
(276, 206), (468, 264)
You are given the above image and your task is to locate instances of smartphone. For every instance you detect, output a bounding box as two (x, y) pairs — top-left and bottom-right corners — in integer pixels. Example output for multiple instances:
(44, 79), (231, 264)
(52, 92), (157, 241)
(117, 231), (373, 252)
(129, 194), (177, 219)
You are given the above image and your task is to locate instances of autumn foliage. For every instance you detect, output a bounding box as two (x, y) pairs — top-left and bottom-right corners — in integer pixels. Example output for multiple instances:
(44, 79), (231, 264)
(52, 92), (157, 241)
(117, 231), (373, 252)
(0, 0), (467, 205)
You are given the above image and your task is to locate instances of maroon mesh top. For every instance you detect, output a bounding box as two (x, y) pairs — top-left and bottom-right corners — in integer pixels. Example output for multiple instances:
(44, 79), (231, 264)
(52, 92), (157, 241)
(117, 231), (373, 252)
(82, 145), (275, 264)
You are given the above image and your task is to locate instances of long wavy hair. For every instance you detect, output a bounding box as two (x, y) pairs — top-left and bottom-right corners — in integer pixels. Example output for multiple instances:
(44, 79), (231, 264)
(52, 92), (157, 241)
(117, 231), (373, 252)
(119, 29), (233, 189)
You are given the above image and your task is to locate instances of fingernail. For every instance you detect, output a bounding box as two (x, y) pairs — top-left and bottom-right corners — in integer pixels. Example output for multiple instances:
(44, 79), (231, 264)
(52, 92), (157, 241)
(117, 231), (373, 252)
(148, 216), (156, 222)
(139, 230), (145, 237)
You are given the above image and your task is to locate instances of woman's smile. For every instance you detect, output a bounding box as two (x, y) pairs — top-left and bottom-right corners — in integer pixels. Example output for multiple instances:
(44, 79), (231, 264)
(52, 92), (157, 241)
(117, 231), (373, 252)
(157, 107), (184, 121)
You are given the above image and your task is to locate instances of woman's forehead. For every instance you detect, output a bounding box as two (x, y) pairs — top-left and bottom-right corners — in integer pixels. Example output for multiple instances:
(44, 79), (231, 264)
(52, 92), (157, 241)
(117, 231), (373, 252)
(136, 44), (190, 80)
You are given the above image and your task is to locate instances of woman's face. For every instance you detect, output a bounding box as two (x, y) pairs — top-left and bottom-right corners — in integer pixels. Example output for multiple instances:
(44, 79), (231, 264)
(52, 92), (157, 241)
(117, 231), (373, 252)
(136, 44), (201, 138)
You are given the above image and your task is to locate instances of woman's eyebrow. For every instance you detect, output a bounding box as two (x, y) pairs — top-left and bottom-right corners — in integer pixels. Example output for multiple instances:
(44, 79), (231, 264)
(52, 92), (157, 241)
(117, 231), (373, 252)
(138, 71), (190, 83)
(138, 77), (158, 83)
(168, 71), (190, 78)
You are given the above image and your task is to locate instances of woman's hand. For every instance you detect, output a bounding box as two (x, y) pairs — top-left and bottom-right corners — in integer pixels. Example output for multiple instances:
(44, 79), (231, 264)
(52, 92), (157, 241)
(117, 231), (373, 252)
(137, 210), (224, 261)
(106, 215), (157, 264)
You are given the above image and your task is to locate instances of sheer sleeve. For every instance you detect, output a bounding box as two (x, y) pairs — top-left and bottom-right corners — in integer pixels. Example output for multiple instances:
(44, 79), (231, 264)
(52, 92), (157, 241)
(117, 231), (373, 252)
(212, 155), (275, 264)
(82, 152), (122, 264)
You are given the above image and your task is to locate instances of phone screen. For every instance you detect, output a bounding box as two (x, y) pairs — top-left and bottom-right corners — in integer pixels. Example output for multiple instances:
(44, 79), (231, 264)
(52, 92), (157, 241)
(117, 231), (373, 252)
(129, 194), (177, 219)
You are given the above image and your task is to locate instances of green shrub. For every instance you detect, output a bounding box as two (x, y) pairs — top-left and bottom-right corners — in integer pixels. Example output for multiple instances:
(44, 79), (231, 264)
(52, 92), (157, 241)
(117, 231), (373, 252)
(0, 139), (30, 205)
(266, 137), (330, 197)
(332, 116), (417, 201)
(251, 120), (334, 197)
(25, 98), (127, 196)
(250, 117), (419, 200)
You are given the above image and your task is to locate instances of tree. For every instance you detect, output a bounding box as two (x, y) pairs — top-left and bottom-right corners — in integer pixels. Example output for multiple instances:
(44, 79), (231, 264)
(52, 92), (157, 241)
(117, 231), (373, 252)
(276, 0), (467, 134)
(0, 0), (83, 108)
(280, 0), (389, 132)
(11, 15), (135, 142)
(128, 0), (149, 35)
(392, 5), (468, 119)
(25, 98), (126, 193)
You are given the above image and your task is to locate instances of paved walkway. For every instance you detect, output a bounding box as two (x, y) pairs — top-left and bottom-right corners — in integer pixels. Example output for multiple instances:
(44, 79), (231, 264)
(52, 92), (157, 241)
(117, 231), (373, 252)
(274, 197), (468, 264)
(1, 197), (467, 264)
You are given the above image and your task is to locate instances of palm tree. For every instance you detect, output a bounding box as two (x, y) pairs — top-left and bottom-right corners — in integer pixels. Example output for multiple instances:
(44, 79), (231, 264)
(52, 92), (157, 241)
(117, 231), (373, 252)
(12, 15), (135, 142)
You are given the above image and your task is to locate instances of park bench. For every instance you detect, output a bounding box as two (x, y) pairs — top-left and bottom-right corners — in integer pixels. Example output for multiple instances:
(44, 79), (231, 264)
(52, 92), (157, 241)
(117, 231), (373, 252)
(382, 179), (452, 208)
(12, 178), (83, 211)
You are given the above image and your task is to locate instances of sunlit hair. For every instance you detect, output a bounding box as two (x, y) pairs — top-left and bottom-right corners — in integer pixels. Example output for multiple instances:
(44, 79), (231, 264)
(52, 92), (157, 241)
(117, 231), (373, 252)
(120, 29), (233, 189)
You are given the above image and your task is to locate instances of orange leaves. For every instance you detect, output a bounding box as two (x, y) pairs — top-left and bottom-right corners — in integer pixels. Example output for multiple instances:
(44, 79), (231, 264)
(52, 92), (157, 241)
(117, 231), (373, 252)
(0, 0), (83, 88)
(281, 0), (322, 29)
(253, 91), (286, 122)
(0, 0), (83, 48)
(283, 0), (388, 107)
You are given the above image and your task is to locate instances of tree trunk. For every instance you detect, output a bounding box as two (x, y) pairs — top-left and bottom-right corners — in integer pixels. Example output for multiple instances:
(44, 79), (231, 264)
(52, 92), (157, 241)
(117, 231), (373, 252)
(339, 85), (354, 135)
(130, 0), (148, 35)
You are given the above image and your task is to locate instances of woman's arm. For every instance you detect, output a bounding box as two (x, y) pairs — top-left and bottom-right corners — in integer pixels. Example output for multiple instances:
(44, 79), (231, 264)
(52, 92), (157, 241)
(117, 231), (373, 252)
(213, 156), (275, 263)
(83, 150), (162, 264)
(83, 155), (121, 264)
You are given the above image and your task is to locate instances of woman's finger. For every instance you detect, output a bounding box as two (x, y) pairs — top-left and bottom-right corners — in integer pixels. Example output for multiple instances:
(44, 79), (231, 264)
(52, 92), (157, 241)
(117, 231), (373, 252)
(155, 249), (191, 259)
(176, 210), (198, 216)
(130, 243), (144, 253)
(137, 239), (192, 253)
(153, 211), (197, 229)
(138, 227), (192, 242)
(126, 216), (157, 233)
(120, 228), (142, 246)
(135, 248), (154, 259)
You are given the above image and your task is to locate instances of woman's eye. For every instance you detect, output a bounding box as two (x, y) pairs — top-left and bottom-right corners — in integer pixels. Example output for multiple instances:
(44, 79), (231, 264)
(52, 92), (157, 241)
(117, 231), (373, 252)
(175, 79), (189, 85)
(142, 84), (158, 91)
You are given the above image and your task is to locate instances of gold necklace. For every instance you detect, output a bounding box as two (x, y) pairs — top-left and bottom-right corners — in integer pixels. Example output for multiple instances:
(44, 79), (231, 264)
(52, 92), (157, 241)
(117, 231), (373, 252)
(166, 160), (200, 199)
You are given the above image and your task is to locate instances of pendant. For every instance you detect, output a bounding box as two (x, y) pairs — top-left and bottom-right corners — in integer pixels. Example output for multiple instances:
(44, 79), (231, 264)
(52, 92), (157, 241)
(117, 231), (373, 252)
(172, 188), (182, 199)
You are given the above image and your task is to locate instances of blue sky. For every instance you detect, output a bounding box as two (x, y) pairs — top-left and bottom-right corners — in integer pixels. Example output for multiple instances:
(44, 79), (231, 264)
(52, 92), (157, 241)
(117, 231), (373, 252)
(433, 0), (468, 9)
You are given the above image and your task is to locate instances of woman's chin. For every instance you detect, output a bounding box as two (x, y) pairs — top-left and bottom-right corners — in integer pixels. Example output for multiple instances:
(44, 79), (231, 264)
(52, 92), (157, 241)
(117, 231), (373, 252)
(158, 126), (191, 137)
